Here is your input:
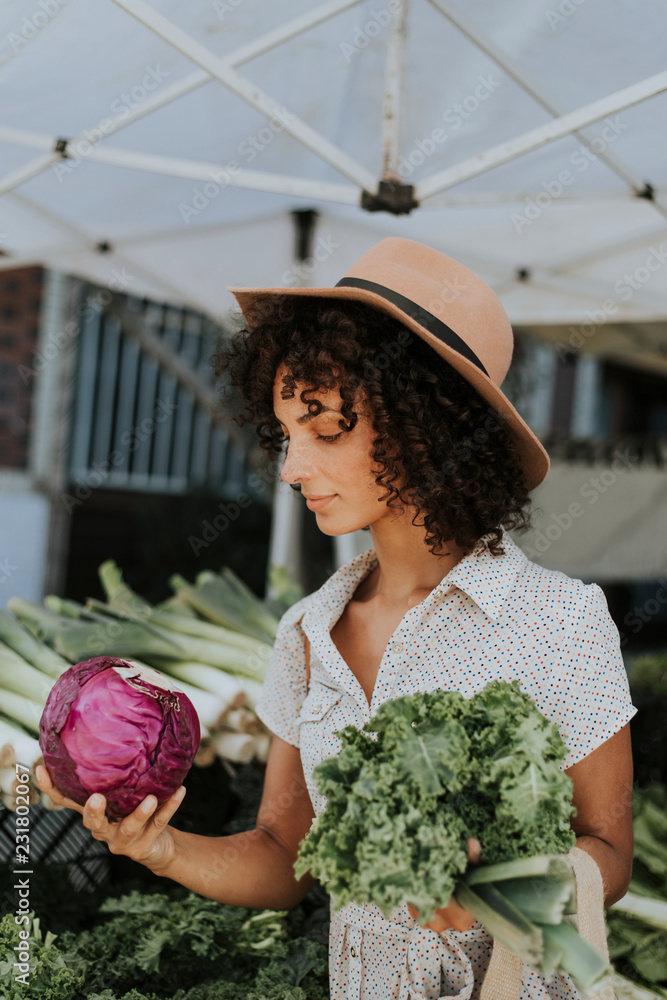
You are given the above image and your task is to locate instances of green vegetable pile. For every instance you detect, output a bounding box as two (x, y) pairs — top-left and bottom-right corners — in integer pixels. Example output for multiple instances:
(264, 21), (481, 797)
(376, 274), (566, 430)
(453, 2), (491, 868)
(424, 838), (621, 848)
(607, 784), (667, 996)
(295, 679), (612, 991)
(0, 890), (329, 1000)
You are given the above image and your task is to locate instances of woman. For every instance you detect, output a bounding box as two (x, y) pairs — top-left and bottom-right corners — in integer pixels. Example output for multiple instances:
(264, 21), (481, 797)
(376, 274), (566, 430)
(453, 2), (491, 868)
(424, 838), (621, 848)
(37, 238), (636, 1000)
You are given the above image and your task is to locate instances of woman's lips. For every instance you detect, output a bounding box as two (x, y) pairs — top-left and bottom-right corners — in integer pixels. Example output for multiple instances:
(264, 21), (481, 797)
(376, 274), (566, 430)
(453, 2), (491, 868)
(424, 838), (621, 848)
(305, 494), (336, 511)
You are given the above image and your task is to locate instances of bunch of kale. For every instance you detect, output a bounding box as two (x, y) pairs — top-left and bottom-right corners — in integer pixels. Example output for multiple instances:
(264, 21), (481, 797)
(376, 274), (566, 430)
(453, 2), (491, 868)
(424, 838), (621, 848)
(295, 679), (576, 922)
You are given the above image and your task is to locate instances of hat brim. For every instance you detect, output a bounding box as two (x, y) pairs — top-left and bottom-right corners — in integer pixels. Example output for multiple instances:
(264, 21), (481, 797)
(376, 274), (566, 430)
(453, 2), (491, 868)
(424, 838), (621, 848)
(228, 284), (549, 492)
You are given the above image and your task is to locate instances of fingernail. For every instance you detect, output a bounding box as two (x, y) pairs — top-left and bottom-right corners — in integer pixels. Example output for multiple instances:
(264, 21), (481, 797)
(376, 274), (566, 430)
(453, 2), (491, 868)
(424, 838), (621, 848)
(175, 786), (186, 801)
(90, 794), (103, 809)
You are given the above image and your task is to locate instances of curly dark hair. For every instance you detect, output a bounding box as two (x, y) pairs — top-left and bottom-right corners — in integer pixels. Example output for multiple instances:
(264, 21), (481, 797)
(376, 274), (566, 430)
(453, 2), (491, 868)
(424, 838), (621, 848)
(209, 295), (534, 558)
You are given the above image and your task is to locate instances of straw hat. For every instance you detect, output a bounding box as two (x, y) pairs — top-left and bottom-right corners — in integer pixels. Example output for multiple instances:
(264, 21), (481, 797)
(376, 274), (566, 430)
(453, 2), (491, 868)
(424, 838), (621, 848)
(228, 237), (549, 491)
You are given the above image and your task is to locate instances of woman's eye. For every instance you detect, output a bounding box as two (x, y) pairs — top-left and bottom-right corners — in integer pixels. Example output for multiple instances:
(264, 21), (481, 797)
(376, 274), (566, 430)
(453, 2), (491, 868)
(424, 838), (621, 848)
(283, 433), (343, 448)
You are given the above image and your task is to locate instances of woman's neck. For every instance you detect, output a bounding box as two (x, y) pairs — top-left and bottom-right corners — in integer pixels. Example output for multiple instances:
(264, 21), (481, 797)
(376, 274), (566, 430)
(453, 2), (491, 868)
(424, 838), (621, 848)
(363, 515), (467, 606)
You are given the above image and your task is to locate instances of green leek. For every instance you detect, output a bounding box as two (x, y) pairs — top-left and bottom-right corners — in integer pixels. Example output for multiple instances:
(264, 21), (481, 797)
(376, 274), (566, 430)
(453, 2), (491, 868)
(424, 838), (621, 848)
(7, 597), (76, 649)
(0, 689), (43, 735)
(539, 919), (610, 990)
(0, 644), (55, 703)
(454, 879), (544, 966)
(0, 716), (41, 768)
(611, 892), (667, 932)
(170, 572), (277, 644)
(86, 595), (264, 654)
(0, 608), (68, 679)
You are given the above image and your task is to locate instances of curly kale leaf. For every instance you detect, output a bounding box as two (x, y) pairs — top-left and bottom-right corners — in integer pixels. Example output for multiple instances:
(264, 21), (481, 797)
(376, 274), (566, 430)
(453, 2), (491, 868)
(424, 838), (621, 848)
(296, 679), (576, 922)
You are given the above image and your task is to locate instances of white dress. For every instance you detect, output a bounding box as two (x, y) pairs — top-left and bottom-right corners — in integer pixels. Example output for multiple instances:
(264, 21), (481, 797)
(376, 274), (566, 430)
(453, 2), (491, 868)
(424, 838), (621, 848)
(255, 529), (637, 1000)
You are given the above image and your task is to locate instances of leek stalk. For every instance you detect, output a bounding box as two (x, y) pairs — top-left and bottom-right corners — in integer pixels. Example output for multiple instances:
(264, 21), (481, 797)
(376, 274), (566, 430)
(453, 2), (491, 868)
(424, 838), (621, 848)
(86, 596), (265, 655)
(539, 920), (610, 990)
(0, 689), (44, 735)
(169, 572), (277, 644)
(6, 597), (75, 648)
(0, 608), (69, 679)
(454, 879), (544, 966)
(611, 891), (667, 932)
(0, 716), (41, 768)
(0, 645), (55, 703)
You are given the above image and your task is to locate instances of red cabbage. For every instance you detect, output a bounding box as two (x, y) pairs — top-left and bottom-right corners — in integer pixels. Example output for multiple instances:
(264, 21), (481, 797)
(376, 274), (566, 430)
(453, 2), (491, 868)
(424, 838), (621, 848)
(39, 656), (200, 820)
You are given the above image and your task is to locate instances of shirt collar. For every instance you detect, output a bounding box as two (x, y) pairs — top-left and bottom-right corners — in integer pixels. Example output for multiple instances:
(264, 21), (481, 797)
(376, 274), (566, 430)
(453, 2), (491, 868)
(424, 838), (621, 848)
(295, 527), (527, 627)
(443, 530), (527, 622)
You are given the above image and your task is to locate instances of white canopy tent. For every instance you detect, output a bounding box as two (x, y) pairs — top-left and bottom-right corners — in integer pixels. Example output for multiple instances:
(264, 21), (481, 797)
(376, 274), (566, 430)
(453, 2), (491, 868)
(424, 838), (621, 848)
(2, 0), (667, 590)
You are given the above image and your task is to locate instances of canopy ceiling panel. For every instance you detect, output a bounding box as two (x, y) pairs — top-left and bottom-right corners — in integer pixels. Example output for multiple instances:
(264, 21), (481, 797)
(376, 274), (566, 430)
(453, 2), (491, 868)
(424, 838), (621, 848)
(1, 0), (666, 342)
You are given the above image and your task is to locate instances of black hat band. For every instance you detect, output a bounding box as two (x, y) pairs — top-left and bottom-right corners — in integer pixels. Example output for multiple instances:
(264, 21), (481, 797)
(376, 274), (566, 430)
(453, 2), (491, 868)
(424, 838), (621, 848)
(335, 276), (489, 377)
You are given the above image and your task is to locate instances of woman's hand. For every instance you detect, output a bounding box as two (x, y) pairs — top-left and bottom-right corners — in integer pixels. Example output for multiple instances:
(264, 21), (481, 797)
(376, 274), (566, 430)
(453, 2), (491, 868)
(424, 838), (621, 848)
(35, 764), (185, 874)
(407, 837), (481, 933)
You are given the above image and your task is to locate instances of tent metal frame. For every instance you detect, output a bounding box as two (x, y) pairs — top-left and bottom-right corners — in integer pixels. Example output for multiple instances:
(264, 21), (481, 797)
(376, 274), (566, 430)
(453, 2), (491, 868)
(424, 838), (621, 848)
(1, 0), (667, 321)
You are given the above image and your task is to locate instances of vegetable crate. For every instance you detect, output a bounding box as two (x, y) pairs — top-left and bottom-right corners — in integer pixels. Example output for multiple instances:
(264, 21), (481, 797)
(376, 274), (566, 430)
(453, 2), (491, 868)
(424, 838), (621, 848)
(0, 801), (110, 892)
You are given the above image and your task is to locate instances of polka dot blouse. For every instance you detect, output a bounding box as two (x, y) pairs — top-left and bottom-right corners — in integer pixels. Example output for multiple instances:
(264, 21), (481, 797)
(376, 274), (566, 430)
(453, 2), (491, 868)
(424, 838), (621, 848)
(256, 528), (637, 1000)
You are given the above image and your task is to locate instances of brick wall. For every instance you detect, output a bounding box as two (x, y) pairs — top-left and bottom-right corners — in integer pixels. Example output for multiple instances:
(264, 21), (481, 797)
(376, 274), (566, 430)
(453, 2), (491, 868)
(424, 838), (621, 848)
(0, 266), (44, 469)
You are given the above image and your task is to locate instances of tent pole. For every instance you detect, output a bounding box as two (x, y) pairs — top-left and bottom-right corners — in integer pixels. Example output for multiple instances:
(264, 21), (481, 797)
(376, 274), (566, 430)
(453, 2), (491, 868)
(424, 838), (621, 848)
(416, 69), (667, 201)
(109, 0), (377, 192)
(426, 0), (662, 207)
(381, 0), (409, 181)
(264, 210), (318, 602)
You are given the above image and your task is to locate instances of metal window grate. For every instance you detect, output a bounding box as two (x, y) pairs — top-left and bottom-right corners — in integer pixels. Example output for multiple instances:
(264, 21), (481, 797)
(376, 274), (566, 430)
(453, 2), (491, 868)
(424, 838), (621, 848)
(67, 288), (264, 501)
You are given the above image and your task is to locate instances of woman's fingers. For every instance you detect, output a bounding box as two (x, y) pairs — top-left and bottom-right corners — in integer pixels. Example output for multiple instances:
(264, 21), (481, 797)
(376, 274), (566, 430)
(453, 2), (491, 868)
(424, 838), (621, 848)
(152, 786), (186, 829)
(467, 837), (482, 864)
(35, 764), (85, 816)
(82, 787), (186, 849)
(407, 896), (476, 934)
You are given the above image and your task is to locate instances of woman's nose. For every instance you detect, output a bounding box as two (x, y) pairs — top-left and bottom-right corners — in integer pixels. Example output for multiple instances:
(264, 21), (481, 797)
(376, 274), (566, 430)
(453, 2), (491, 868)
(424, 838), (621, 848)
(280, 439), (315, 484)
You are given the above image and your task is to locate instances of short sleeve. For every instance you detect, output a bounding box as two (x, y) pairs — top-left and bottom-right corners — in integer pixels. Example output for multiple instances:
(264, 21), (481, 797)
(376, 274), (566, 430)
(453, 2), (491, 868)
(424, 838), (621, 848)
(545, 582), (638, 770)
(255, 596), (311, 748)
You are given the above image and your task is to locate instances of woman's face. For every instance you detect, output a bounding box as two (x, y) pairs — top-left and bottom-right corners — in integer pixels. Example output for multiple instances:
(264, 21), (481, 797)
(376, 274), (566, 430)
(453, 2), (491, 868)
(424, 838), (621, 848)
(272, 361), (405, 535)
